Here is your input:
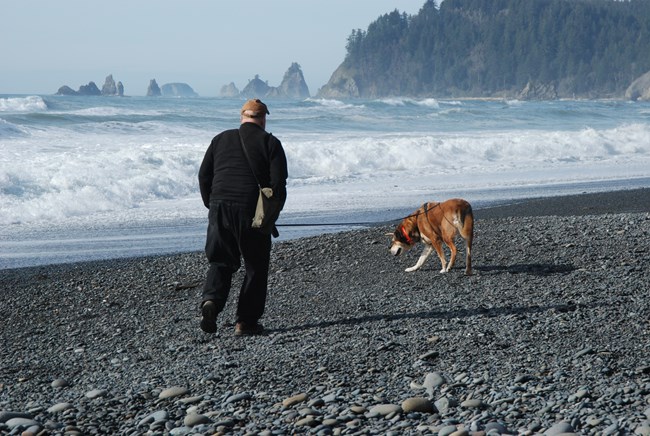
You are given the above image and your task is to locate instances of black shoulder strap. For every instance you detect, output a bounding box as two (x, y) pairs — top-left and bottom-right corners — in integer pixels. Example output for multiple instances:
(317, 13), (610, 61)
(238, 130), (261, 188)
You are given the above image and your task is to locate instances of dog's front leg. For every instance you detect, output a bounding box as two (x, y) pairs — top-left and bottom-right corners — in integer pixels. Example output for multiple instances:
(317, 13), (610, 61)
(405, 245), (433, 272)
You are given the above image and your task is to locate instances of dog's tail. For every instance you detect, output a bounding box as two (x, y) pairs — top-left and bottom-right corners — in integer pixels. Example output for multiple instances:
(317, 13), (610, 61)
(458, 203), (473, 237)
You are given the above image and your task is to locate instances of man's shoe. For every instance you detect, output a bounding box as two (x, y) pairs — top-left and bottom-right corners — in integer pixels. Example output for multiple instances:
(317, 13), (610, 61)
(234, 321), (264, 336)
(200, 300), (218, 334)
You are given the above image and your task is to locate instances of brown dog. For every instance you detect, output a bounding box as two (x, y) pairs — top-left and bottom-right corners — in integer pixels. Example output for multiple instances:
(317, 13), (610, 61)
(390, 199), (473, 274)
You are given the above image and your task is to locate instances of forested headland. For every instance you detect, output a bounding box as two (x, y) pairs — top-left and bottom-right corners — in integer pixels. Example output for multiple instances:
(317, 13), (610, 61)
(317, 0), (650, 99)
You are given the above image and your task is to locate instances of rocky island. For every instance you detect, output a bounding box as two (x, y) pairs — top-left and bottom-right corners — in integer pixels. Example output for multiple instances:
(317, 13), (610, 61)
(220, 63), (311, 99)
(56, 75), (124, 97)
(160, 83), (198, 98)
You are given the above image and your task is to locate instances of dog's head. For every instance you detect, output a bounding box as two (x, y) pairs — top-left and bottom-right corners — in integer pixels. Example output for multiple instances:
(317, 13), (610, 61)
(389, 219), (420, 256)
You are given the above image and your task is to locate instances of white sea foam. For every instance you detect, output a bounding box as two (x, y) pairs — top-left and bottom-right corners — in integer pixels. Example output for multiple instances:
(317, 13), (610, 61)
(306, 98), (362, 110)
(378, 97), (440, 108)
(2, 121), (648, 227)
(0, 119), (26, 138)
(64, 106), (166, 117)
(0, 95), (47, 112)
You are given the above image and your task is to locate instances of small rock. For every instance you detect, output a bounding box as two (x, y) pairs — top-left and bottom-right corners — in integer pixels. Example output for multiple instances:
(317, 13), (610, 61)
(179, 396), (203, 404)
(169, 426), (192, 435)
(485, 422), (509, 434)
(438, 424), (460, 436)
(85, 389), (108, 399)
(22, 424), (42, 435)
(401, 397), (435, 413)
(634, 424), (650, 436)
(460, 399), (486, 409)
(51, 379), (69, 388)
(0, 412), (32, 423)
(574, 348), (594, 358)
(368, 404), (402, 417)
(47, 402), (73, 413)
(423, 372), (445, 396)
(514, 374), (534, 383)
(138, 410), (169, 427)
(418, 350), (439, 360)
(5, 417), (40, 429)
(435, 396), (456, 413)
(308, 398), (324, 408)
(544, 420), (574, 435)
(295, 416), (317, 427)
(282, 393), (309, 407)
(224, 392), (251, 404)
(183, 414), (211, 427)
(575, 388), (589, 399)
(159, 386), (189, 400)
(585, 415), (603, 427)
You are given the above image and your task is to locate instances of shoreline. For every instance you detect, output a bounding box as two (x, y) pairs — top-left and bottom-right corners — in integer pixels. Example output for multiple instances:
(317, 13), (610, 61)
(2, 185), (649, 272)
(475, 186), (650, 219)
(1, 188), (649, 434)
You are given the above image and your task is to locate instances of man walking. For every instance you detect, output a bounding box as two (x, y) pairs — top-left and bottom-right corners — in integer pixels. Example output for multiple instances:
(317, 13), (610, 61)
(198, 99), (288, 336)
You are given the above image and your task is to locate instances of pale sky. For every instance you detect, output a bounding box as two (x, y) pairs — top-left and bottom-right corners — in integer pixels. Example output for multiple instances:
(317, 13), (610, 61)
(2, 1), (427, 96)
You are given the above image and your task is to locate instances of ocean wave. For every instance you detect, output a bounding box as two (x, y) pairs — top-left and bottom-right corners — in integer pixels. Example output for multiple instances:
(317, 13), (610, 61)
(378, 97), (441, 108)
(0, 95), (48, 112)
(285, 123), (650, 181)
(0, 142), (204, 225)
(0, 119), (27, 138)
(65, 106), (166, 117)
(2, 97), (649, 227)
(305, 98), (364, 110)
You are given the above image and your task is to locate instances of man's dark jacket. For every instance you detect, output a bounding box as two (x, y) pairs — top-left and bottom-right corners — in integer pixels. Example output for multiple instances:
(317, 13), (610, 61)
(198, 122), (288, 209)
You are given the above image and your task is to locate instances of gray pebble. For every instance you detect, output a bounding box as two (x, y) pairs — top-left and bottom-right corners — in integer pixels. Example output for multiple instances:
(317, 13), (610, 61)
(1, 206), (649, 436)
(159, 386), (189, 400)
(50, 378), (69, 388)
(85, 389), (108, 399)
(544, 420), (574, 435)
(46, 402), (73, 413)
(283, 393), (309, 407)
(138, 410), (169, 427)
(460, 399), (486, 409)
(368, 404), (402, 417)
(402, 397), (435, 413)
(5, 417), (40, 429)
(435, 397), (456, 414)
(183, 413), (211, 427)
(224, 392), (251, 404)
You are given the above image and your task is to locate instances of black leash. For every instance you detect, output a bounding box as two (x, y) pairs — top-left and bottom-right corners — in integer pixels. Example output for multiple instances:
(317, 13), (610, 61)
(276, 220), (394, 227)
(275, 206), (432, 228)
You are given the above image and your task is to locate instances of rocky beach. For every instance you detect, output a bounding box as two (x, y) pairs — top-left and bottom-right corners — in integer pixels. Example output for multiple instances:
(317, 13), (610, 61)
(1, 188), (649, 435)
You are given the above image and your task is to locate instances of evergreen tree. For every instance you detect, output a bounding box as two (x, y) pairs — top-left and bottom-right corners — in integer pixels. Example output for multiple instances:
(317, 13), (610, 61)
(338, 0), (650, 98)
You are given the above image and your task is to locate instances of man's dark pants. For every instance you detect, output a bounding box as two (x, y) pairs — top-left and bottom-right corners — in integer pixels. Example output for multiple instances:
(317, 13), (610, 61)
(202, 200), (272, 325)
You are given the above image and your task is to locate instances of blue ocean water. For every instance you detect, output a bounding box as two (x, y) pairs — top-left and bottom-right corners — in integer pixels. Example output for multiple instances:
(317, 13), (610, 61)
(1, 95), (649, 269)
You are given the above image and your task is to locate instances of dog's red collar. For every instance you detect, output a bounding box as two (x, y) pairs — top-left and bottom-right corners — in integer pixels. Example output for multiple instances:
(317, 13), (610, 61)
(400, 226), (413, 245)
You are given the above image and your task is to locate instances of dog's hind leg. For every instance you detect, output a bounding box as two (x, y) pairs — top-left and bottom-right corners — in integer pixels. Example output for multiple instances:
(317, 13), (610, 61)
(460, 211), (474, 275)
(464, 237), (472, 275)
(443, 238), (457, 273)
(405, 245), (434, 272)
